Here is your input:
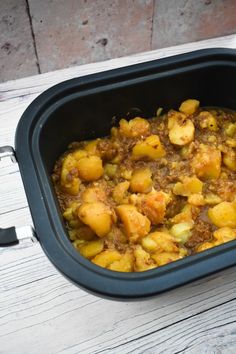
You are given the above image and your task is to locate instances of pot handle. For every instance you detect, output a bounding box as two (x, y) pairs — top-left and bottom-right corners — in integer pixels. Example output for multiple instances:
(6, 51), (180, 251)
(0, 146), (38, 247)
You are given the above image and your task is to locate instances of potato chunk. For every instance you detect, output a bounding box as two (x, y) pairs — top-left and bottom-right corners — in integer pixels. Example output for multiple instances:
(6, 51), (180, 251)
(82, 187), (106, 203)
(173, 176), (203, 197)
(60, 153), (80, 195)
(168, 111), (195, 145)
(78, 240), (104, 259)
(223, 149), (236, 171)
(92, 250), (122, 268)
(108, 251), (134, 272)
(78, 202), (112, 237)
(142, 231), (179, 253)
(179, 99), (200, 115)
(77, 156), (103, 181)
(116, 204), (151, 242)
(213, 227), (236, 243)
(119, 117), (150, 138)
(134, 245), (157, 271)
(151, 252), (183, 266)
(132, 135), (166, 160)
(141, 191), (170, 225)
(191, 144), (221, 179)
(208, 202), (236, 228)
(112, 181), (130, 204)
(170, 222), (193, 244)
(199, 111), (218, 131)
(130, 168), (153, 193)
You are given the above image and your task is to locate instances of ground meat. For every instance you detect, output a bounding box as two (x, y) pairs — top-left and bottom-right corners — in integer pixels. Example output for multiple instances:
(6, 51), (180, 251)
(185, 219), (214, 249)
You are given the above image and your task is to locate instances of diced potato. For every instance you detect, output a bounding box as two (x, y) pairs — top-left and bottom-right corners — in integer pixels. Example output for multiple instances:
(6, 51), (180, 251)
(208, 202), (236, 228)
(170, 222), (193, 244)
(108, 251), (134, 272)
(171, 204), (193, 223)
(84, 139), (100, 155)
(132, 135), (166, 161)
(196, 242), (215, 253)
(78, 240), (104, 259)
(104, 163), (118, 178)
(141, 191), (170, 225)
(199, 111), (218, 131)
(130, 168), (153, 193)
(112, 181), (130, 204)
(173, 176), (203, 197)
(119, 117), (150, 138)
(133, 245), (157, 271)
(82, 187), (106, 203)
(73, 149), (88, 160)
(70, 226), (96, 241)
(78, 202), (112, 237)
(188, 194), (205, 206)
(77, 156), (103, 181)
(168, 111), (195, 145)
(223, 149), (236, 171)
(60, 153), (80, 195)
(204, 193), (222, 205)
(213, 227), (236, 243)
(225, 138), (236, 148)
(120, 167), (132, 180)
(116, 204), (151, 242)
(142, 231), (179, 253)
(191, 144), (221, 179)
(92, 250), (122, 268)
(224, 122), (236, 137)
(151, 252), (183, 266)
(179, 99), (200, 115)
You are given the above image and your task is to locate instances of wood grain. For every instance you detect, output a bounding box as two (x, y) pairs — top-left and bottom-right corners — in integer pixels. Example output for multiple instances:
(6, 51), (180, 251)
(0, 34), (236, 354)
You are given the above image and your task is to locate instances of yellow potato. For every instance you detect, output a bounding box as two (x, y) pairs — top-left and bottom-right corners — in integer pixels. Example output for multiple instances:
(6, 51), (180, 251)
(204, 193), (222, 205)
(142, 231), (179, 253)
(130, 168), (153, 193)
(92, 250), (122, 268)
(77, 156), (103, 181)
(116, 204), (151, 242)
(171, 204), (193, 223)
(168, 111), (195, 145)
(173, 176), (203, 196)
(141, 191), (170, 225)
(213, 227), (236, 243)
(170, 222), (193, 244)
(81, 187), (106, 203)
(108, 251), (134, 272)
(224, 122), (236, 137)
(70, 226), (96, 241)
(133, 245), (157, 271)
(151, 252), (183, 266)
(208, 202), (236, 228)
(188, 194), (205, 206)
(179, 99), (200, 115)
(196, 242), (215, 253)
(78, 202), (112, 237)
(84, 139), (100, 155)
(112, 181), (130, 204)
(199, 111), (218, 131)
(223, 149), (236, 171)
(78, 240), (104, 259)
(119, 117), (150, 138)
(132, 135), (166, 160)
(60, 153), (80, 195)
(191, 144), (221, 179)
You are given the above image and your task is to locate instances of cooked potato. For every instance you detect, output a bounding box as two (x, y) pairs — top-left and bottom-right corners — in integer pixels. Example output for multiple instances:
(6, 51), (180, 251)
(173, 176), (203, 196)
(112, 181), (130, 204)
(132, 135), (166, 160)
(204, 193), (222, 205)
(77, 156), (103, 181)
(188, 194), (205, 206)
(78, 240), (104, 259)
(191, 144), (221, 179)
(208, 202), (236, 228)
(196, 242), (215, 252)
(141, 191), (170, 225)
(170, 222), (193, 244)
(223, 149), (236, 171)
(130, 168), (153, 193)
(82, 187), (106, 203)
(119, 117), (150, 138)
(116, 204), (151, 242)
(104, 163), (118, 178)
(224, 122), (236, 137)
(92, 250), (122, 268)
(213, 227), (236, 243)
(69, 226), (95, 241)
(168, 111), (195, 146)
(84, 139), (100, 155)
(142, 231), (179, 253)
(78, 202), (112, 237)
(151, 252), (183, 266)
(108, 251), (134, 272)
(199, 111), (218, 131)
(179, 99), (200, 115)
(60, 153), (80, 195)
(134, 245), (157, 271)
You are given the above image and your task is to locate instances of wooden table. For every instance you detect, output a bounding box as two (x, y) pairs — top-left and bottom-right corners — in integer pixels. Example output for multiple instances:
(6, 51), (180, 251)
(1, 34), (236, 354)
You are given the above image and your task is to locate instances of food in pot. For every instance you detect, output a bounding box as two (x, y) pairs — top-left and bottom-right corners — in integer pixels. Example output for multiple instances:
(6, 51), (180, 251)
(52, 99), (236, 272)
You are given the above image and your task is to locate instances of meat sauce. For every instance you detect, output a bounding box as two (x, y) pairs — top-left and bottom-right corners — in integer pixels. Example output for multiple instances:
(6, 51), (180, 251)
(52, 99), (236, 272)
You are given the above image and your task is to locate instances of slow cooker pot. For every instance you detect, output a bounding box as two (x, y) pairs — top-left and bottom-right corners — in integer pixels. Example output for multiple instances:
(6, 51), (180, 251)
(1, 48), (236, 300)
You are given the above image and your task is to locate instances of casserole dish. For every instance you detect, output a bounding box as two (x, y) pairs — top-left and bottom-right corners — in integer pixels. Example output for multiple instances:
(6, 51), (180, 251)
(0, 48), (236, 300)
